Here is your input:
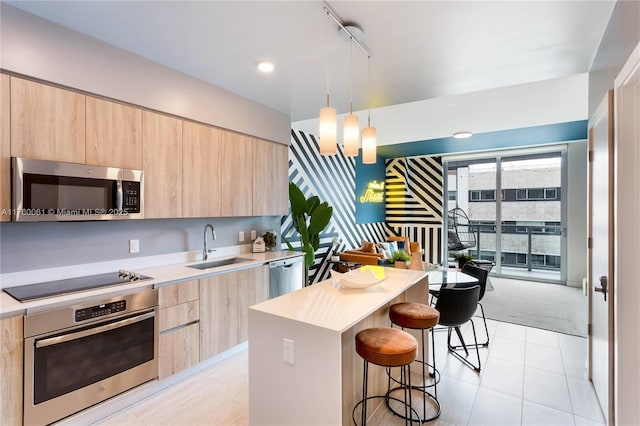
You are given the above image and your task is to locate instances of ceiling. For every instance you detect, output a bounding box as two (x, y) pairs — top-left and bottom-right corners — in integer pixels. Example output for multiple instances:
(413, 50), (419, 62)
(7, 1), (615, 122)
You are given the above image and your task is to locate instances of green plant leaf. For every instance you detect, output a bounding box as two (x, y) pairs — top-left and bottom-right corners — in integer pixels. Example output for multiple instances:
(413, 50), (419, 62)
(292, 212), (307, 234)
(391, 249), (412, 262)
(302, 242), (315, 267)
(282, 236), (295, 251)
(297, 214), (309, 239)
(289, 182), (307, 218)
(306, 195), (320, 214)
(308, 203), (333, 234)
(310, 233), (320, 251)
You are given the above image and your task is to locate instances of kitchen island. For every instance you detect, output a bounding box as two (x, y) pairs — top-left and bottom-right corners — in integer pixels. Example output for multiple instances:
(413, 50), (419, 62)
(248, 265), (429, 426)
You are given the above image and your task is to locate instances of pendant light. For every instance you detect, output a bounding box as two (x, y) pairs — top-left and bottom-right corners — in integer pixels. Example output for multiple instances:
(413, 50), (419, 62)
(362, 55), (377, 164)
(319, 5), (375, 160)
(319, 12), (337, 155)
(343, 38), (359, 157)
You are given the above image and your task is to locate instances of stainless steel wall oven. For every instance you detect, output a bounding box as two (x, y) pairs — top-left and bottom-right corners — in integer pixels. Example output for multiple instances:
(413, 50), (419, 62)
(23, 290), (158, 425)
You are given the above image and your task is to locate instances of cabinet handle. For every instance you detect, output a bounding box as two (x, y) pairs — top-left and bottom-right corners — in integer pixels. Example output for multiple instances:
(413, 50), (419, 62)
(159, 320), (199, 335)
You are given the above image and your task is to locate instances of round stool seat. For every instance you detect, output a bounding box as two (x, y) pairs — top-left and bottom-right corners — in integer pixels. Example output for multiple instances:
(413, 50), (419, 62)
(355, 327), (417, 367)
(390, 303), (440, 330)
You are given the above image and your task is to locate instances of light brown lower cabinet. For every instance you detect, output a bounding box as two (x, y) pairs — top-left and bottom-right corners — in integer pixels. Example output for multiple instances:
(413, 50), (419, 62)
(159, 323), (200, 379)
(1, 315), (23, 425)
(200, 265), (269, 360)
(158, 280), (200, 379)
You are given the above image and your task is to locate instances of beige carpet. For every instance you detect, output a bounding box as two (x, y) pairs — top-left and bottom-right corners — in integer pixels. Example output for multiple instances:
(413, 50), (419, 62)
(480, 276), (587, 337)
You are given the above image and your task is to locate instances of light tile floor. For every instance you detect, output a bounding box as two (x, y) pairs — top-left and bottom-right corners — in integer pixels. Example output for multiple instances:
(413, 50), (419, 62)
(97, 319), (606, 426)
(426, 319), (606, 426)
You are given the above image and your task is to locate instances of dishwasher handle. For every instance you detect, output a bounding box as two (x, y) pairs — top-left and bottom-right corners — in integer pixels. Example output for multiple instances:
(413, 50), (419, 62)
(269, 257), (303, 269)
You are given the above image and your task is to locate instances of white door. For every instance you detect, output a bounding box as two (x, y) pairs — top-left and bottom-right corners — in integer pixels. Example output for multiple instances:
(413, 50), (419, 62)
(612, 41), (640, 426)
(588, 91), (614, 423)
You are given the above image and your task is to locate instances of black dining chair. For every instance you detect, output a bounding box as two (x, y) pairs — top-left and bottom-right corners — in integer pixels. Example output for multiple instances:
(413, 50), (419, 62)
(459, 263), (490, 347)
(434, 285), (482, 371)
(429, 264), (490, 348)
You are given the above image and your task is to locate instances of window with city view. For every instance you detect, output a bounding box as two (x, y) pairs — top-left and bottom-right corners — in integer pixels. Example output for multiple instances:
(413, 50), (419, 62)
(447, 152), (564, 281)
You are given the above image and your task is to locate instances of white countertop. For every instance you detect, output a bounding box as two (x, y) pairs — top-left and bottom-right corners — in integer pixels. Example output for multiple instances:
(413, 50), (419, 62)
(0, 250), (302, 318)
(249, 265), (428, 333)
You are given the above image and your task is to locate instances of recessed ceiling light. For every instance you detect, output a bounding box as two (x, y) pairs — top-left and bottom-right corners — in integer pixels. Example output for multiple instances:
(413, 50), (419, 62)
(257, 61), (274, 73)
(453, 131), (473, 139)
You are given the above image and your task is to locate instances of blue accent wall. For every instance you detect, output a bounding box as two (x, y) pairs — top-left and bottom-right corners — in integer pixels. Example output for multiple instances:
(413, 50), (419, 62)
(378, 120), (588, 159)
(355, 155), (386, 224)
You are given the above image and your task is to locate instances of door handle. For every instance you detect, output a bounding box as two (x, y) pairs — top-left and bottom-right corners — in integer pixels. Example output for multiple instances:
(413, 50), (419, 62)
(594, 275), (608, 301)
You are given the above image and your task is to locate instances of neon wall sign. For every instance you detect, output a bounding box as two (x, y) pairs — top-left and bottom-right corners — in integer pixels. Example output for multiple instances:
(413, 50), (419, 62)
(359, 180), (384, 203)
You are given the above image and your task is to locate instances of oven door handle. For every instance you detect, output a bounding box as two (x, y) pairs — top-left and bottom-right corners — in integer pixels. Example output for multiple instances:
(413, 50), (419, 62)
(35, 310), (155, 349)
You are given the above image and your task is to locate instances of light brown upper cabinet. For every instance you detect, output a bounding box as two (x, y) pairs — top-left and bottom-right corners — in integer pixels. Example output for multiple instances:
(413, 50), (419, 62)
(86, 96), (142, 169)
(10, 77), (85, 163)
(253, 139), (289, 216)
(7, 76), (288, 220)
(142, 111), (183, 218)
(182, 121), (222, 217)
(1, 75), (10, 222)
(220, 130), (253, 216)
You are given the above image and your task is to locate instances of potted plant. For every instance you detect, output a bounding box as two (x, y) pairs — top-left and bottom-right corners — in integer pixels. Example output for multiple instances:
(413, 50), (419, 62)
(390, 249), (412, 269)
(262, 231), (277, 251)
(284, 182), (333, 286)
(452, 252), (473, 269)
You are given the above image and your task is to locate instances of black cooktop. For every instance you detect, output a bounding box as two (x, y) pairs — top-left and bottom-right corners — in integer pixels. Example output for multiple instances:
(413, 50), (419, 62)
(3, 271), (152, 302)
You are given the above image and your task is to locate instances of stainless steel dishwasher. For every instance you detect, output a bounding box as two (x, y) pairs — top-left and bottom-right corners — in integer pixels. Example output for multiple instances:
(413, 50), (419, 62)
(269, 256), (304, 298)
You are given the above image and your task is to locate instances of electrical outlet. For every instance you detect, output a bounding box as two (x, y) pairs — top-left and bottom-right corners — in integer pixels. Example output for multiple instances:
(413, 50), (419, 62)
(283, 338), (294, 365)
(129, 239), (139, 253)
(251, 230), (257, 240)
(239, 231), (245, 242)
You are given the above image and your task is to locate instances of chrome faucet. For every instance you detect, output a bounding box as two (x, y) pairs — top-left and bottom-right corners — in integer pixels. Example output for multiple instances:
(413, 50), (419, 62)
(203, 224), (217, 260)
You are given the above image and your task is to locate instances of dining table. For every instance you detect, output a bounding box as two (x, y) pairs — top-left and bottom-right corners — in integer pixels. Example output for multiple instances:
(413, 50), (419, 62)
(427, 268), (479, 290)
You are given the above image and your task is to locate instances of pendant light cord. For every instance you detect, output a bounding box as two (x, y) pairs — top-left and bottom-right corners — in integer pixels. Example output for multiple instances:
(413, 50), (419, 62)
(349, 38), (353, 114)
(325, 11), (330, 108)
(367, 55), (371, 127)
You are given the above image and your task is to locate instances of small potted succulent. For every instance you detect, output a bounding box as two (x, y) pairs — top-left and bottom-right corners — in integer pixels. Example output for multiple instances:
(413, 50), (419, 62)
(390, 249), (412, 269)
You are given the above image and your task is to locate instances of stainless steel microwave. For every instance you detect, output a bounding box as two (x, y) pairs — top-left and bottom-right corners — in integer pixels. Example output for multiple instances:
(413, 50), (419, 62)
(12, 157), (143, 222)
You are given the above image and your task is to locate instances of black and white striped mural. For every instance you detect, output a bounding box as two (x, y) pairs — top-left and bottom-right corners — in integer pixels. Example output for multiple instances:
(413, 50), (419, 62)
(386, 157), (444, 264)
(283, 129), (388, 284)
(283, 130), (444, 283)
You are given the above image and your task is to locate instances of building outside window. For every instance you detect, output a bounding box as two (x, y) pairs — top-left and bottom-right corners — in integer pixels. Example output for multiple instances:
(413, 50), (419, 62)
(451, 155), (562, 274)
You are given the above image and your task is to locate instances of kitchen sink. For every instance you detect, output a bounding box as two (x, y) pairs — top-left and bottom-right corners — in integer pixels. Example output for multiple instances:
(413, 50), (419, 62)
(186, 257), (254, 270)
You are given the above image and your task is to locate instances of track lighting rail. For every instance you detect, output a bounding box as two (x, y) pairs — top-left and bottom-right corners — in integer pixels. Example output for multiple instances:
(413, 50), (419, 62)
(322, 4), (373, 59)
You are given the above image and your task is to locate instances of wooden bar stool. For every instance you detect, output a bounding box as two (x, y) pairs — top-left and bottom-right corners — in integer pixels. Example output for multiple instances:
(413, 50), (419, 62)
(353, 327), (420, 425)
(389, 302), (441, 422)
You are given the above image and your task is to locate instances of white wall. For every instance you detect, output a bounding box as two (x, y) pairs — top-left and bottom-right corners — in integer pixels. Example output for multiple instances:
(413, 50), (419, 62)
(567, 141), (588, 287)
(0, 4), (291, 144)
(294, 73), (588, 146)
(0, 4), (288, 274)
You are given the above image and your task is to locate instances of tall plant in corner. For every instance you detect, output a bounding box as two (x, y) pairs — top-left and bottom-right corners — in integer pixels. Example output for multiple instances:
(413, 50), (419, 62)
(285, 182), (333, 286)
